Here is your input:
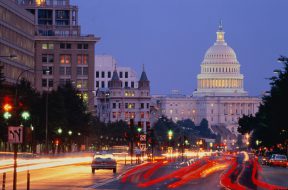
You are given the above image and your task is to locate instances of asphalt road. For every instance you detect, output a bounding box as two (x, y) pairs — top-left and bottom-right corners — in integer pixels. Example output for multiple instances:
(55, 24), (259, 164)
(3, 163), (128, 190)
(259, 165), (288, 188)
(2, 153), (288, 190)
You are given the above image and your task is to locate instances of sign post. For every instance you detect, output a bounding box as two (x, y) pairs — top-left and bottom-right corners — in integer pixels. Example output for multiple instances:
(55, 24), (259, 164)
(8, 126), (23, 190)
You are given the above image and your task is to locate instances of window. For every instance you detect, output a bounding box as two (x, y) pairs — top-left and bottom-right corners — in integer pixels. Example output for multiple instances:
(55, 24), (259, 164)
(141, 112), (145, 119)
(96, 81), (99, 88)
(77, 54), (88, 64)
(48, 79), (53, 87)
(141, 103), (144, 109)
(131, 82), (134, 88)
(76, 79), (88, 89)
(119, 72), (123, 78)
(60, 43), (65, 49)
(60, 43), (71, 49)
(125, 72), (128, 78)
(42, 79), (47, 87)
(108, 71), (111, 78)
(96, 71), (99, 78)
(42, 54), (54, 63)
(83, 44), (88, 49)
(59, 66), (71, 75)
(101, 81), (105, 88)
(83, 67), (88, 75)
(77, 44), (82, 49)
(60, 55), (71, 64)
(77, 67), (88, 76)
(113, 103), (116, 109)
(125, 81), (128, 88)
(42, 43), (54, 49)
(101, 71), (105, 78)
(146, 103), (150, 109)
(42, 66), (53, 75)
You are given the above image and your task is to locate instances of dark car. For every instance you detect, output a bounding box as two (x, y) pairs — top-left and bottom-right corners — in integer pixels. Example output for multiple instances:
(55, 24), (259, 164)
(91, 153), (117, 173)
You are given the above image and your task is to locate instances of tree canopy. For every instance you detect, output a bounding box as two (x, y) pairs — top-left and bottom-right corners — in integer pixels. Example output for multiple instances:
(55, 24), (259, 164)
(238, 56), (288, 150)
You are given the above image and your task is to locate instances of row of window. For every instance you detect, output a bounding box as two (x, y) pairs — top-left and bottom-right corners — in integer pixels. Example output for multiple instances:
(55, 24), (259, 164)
(42, 54), (88, 64)
(96, 81), (135, 88)
(202, 67), (239, 73)
(42, 79), (88, 89)
(112, 112), (150, 119)
(111, 102), (150, 109)
(0, 6), (34, 36)
(42, 43), (89, 50)
(96, 71), (129, 78)
(42, 66), (88, 76)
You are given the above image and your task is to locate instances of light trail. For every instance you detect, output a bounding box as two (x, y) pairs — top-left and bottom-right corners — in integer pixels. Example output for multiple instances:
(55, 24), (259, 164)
(0, 156), (92, 173)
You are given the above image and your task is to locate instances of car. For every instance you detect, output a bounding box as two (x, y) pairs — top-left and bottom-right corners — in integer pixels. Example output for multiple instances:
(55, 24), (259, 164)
(91, 153), (117, 174)
(268, 154), (288, 167)
(261, 156), (270, 165)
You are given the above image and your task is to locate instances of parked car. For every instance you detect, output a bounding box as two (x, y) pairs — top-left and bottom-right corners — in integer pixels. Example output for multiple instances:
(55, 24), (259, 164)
(91, 153), (117, 173)
(268, 154), (288, 167)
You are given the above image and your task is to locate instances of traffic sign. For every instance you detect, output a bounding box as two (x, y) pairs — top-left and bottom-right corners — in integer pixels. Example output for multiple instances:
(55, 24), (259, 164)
(8, 126), (23, 144)
(140, 134), (146, 142)
(140, 144), (146, 151)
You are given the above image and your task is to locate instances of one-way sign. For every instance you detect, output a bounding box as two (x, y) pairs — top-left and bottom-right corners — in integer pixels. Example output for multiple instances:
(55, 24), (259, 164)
(8, 126), (23, 144)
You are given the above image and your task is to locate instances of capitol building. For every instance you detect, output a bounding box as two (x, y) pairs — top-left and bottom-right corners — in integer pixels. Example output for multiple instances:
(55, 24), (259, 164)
(152, 23), (261, 138)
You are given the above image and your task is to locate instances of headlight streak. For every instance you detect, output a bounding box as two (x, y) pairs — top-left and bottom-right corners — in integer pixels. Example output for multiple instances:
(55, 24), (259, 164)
(0, 157), (92, 173)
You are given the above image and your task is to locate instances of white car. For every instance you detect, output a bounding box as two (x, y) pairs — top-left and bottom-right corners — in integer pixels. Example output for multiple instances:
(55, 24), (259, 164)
(91, 153), (117, 174)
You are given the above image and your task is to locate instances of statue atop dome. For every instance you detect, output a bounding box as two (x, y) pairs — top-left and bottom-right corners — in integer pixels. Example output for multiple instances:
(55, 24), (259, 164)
(216, 20), (225, 43)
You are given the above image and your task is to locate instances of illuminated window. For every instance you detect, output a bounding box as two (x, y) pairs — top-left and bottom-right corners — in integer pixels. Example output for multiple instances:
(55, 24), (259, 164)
(60, 55), (71, 64)
(141, 112), (145, 118)
(77, 54), (88, 64)
(42, 43), (54, 49)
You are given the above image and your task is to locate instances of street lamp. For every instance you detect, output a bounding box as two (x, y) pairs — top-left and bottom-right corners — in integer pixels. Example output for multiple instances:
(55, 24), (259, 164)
(68, 130), (73, 136)
(57, 128), (63, 134)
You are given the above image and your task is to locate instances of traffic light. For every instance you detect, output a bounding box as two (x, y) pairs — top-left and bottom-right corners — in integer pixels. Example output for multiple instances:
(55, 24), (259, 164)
(168, 130), (173, 140)
(21, 111), (30, 120)
(3, 103), (12, 112)
(3, 103), (13, 120)
(137, 121), (142, 133)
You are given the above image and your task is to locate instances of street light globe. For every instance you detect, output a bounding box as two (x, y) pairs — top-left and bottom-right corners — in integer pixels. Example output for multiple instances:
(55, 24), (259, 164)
(68, 130), (72, 136)
(57, 128), (62, 134)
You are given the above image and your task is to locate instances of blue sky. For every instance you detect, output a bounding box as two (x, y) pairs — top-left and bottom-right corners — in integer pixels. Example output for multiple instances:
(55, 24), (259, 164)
(71, 0), (288, 96)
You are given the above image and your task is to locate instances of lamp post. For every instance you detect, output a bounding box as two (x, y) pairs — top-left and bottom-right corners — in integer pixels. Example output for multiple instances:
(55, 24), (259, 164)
(44, 76), (69, 154)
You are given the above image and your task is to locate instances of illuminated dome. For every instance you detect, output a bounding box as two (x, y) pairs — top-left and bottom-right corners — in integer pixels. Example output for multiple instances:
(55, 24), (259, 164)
(193, 22), (247, 97)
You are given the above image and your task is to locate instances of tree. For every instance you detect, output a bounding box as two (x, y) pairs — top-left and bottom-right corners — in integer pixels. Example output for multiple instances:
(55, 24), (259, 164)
(195, 119), (216, 139)
(238, 56), (288, 150)
(236, 134), (243, 148)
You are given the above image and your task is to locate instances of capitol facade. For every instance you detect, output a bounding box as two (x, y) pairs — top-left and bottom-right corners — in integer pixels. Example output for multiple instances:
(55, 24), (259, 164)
(152, 23), (261, 138)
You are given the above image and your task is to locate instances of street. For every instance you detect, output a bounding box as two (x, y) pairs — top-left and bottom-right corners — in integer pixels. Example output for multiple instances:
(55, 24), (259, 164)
(2, 158), (128, 190)
(1, 152), (288, 190)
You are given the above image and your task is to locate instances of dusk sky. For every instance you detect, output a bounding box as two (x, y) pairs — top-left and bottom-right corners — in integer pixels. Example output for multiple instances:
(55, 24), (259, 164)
(71, 0), (288, 96)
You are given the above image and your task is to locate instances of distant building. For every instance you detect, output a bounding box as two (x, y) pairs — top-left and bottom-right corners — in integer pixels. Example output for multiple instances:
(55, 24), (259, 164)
(96, 67), (151, 132)
(0, 0), (35, 85)
(15, 0), (100, 110)
(152, 23), (261, 140)
(95, 55), (138, 90)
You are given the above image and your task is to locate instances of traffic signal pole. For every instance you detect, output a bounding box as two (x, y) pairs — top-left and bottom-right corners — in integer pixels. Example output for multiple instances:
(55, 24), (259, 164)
(13, 144), (18, 190)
